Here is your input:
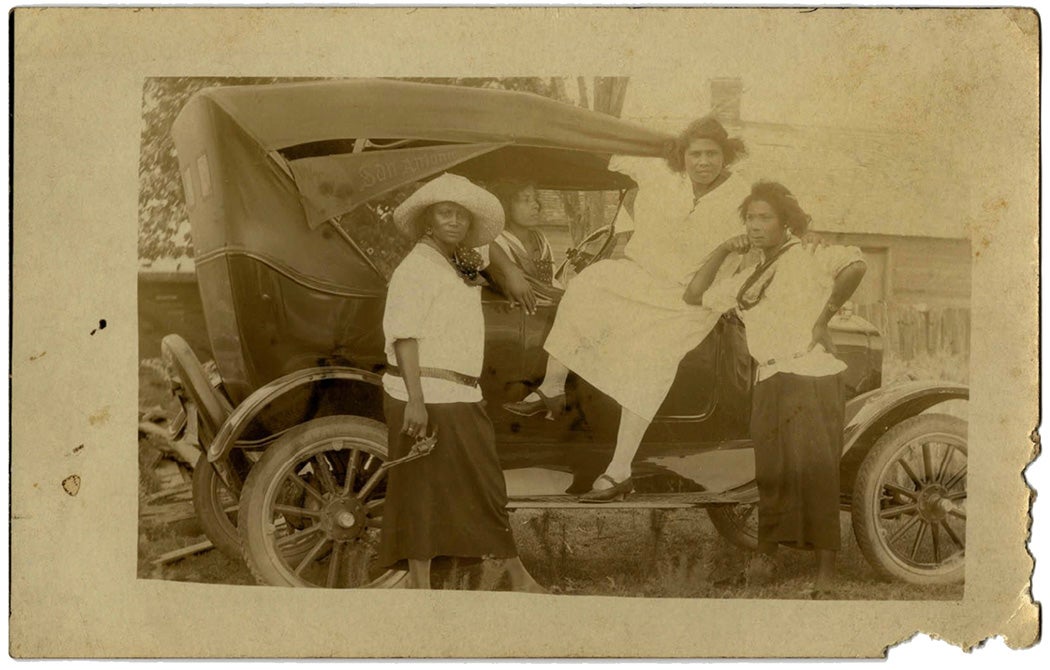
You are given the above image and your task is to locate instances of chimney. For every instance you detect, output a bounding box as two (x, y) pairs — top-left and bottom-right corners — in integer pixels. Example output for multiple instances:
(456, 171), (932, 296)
(710, 77), (743, 126)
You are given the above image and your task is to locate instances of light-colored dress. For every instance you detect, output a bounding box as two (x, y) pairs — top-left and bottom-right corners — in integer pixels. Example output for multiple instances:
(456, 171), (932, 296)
(543, 157), (752, 421)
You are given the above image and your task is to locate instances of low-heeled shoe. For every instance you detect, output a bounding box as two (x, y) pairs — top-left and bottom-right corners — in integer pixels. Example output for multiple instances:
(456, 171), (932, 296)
(502, 392), (565, 420)
(578, 474), (634, 503)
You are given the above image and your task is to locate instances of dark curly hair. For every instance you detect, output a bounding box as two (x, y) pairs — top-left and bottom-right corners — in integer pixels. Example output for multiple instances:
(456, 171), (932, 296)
(666, 116), (748, 173)
(738, 181), (811, 236)
(485, 180), (537, 215)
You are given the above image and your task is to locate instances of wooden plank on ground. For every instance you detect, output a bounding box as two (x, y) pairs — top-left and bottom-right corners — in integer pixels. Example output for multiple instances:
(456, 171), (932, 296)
(152, 539), (215, 566)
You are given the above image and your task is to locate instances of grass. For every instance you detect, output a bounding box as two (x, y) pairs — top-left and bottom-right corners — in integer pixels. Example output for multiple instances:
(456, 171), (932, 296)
(141, 504), (962, 600)
(509, 509), (962, 600)
(137, 512), (254, 586)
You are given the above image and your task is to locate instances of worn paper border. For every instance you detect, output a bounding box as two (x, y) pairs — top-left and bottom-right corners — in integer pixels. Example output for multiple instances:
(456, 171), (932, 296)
(9, 6), (1040, 658)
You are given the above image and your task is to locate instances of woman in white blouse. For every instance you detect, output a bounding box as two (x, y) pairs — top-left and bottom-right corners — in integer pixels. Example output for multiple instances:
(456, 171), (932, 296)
(684, 181), (866, 597)
(376, 173), (545, 593)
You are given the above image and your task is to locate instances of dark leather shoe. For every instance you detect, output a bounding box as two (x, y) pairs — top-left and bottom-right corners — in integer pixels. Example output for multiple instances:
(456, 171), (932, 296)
(578, 474), (634, 503)
(503, 391), (565, 420)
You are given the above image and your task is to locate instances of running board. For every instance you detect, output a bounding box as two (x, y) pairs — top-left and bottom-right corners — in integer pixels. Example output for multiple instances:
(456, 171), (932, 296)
(506, 491), (752, 510)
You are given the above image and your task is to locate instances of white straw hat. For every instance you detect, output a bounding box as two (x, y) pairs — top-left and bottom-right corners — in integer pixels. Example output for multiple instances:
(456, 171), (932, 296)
(393, 173), (505, 248)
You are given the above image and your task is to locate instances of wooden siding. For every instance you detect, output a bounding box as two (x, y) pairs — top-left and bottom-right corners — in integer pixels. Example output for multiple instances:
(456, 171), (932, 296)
(819, 232), (971, 308)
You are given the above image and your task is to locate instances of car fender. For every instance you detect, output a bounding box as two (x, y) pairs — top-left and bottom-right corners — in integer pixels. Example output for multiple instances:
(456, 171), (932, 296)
(840, 379), (969, 490)
(207, 366), (383, 465)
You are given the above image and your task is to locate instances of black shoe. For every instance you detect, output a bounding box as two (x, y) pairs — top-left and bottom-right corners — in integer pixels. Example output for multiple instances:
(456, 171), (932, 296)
(578, 474), (634, 503)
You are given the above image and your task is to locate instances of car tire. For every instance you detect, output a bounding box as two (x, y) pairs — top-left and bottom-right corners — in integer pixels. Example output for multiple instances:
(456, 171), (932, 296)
(161, 334), (231, 435)
(707, 501), (759, 552)
(191, 450), (242, 560)
(851, 413), (967, 585)
(238, 415), (405, 588)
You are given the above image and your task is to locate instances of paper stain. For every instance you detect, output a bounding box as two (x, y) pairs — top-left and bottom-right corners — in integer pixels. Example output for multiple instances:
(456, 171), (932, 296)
(983, 197), (1009, 212)
(62, 475), (81, 497)
(29, 351), (46, 361)
(71, 444), (85, 455)
(89, 318), (108, 336)
(88, 407), (110, 426)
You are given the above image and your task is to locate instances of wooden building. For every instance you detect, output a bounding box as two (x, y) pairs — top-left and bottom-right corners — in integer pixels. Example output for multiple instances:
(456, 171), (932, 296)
(627, 78), (973, 310)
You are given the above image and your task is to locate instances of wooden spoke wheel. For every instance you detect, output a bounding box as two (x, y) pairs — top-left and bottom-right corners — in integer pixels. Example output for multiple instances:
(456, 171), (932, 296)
(852, 413), (967, 585)
(238, 416), (405, 588)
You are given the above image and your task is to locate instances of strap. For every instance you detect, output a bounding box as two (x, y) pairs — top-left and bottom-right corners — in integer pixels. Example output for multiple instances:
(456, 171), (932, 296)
(736, 238), (801, 310)
(386, 364), (479, 388)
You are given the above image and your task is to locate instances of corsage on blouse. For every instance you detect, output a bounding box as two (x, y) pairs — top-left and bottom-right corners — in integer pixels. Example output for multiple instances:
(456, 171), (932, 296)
(450, 246), (487, 286)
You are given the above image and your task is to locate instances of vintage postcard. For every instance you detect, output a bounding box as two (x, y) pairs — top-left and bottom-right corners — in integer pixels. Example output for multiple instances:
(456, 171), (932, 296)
(9, 6), (1040, 658)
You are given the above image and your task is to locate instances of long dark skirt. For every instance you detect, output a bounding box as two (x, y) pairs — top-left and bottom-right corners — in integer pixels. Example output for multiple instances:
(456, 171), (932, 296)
(377, 394), (517, 567)
(750, 373), (845, 551)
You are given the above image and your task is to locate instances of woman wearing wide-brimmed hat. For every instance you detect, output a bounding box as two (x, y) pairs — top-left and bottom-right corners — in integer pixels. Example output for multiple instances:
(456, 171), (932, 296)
(376, 172), (545, 593)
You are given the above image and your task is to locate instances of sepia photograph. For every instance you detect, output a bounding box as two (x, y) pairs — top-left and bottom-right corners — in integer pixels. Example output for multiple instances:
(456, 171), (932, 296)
(10, 6), (1040, 658)
(137, 75), (969, 599)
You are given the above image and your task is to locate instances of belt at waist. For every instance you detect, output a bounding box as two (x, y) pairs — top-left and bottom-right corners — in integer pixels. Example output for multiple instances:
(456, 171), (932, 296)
(755, 346), (831, 373)
(386, 365), (479, 388)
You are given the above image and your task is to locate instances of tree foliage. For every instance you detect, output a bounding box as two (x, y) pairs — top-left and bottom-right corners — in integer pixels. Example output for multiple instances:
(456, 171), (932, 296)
(137, 76), (317, 261)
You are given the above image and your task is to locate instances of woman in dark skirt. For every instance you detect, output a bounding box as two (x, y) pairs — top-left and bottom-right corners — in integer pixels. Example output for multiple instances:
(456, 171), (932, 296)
(377, 172), (545, 593)
(684, 181), (866, 596)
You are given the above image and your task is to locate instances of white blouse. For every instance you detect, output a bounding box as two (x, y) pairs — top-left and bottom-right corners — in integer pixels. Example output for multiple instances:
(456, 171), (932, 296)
(703, 243), (866, 381)
(382, 243), (485, 404)
(609, 155), (751, 286)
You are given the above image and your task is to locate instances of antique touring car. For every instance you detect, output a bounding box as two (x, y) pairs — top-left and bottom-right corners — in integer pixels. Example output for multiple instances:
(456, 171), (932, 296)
(159, 79), (968, 589)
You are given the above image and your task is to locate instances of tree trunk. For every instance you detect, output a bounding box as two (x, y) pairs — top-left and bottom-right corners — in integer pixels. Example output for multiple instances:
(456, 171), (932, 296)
(551, 77), (631, 244)
(592, 77), (629, 117)
(576, 76), (590, 109)
(574, 77), (632, 241)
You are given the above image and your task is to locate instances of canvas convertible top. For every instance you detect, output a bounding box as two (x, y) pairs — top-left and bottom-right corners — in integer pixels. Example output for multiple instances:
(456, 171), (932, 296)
(194, 78), (670, 156)
(173, 79), (674, 228)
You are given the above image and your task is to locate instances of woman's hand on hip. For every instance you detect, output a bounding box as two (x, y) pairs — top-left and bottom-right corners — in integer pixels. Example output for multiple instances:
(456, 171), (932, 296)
(809, 321), (837, 354)
(402, 398), (429, 439)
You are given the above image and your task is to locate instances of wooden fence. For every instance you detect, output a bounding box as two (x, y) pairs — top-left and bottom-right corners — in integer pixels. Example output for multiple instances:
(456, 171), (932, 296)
(853, 303), (971, 361)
